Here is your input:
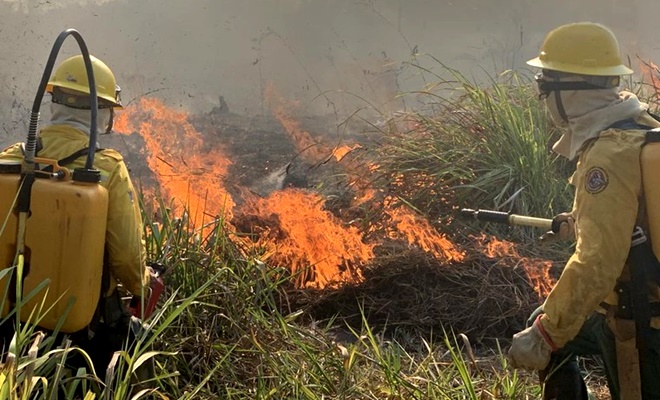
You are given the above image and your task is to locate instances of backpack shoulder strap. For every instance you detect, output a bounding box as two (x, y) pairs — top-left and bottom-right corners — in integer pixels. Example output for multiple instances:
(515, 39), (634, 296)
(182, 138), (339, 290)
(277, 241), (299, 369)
(606, 118), (654, 131)
(40, 147), (105, 172)
(645, 128), (660, 144)
(19, 138), (105, 171)
(647, 111), (660, 123)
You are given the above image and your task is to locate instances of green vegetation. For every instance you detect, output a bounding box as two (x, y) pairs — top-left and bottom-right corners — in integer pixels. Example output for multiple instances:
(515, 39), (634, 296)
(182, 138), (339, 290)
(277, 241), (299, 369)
(371, 61), (573, 244)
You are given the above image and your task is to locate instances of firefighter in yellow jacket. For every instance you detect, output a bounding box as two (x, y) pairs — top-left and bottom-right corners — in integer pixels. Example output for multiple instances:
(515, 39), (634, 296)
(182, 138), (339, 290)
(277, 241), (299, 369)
(508, 22), (660, 399)
(0, 55), (151, 379)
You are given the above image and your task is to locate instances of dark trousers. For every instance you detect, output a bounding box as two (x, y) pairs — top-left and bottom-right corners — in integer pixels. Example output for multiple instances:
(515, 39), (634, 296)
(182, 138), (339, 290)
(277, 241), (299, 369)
(69, 313), (135, 381)
(0, 292), (150, 384)
(528, 307), (660, 400)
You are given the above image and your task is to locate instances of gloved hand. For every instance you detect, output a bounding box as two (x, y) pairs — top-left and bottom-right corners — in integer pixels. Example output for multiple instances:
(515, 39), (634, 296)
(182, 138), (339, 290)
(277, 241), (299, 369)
(508, 315), (556, 371)
(539, 212), (575, 243)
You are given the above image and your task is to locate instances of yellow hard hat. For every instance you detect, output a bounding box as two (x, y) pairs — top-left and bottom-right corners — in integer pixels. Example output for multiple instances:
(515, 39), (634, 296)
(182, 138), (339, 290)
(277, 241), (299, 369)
(46, 55), (122, 108)
(527, 22), (633, 76)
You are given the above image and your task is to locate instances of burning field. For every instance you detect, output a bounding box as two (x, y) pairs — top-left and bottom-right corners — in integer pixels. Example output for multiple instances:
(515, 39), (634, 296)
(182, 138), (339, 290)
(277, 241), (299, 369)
(109, 85), (561, 343)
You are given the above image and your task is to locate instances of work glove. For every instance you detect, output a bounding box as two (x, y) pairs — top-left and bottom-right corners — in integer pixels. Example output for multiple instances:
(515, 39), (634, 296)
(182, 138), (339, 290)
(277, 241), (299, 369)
(508, 315), (556, 371)
(539, 212), (575, 243)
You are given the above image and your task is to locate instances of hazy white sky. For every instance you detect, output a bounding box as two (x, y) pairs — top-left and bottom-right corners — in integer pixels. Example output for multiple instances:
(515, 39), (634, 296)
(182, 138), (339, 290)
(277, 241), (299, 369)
(1, 0), (659, 141)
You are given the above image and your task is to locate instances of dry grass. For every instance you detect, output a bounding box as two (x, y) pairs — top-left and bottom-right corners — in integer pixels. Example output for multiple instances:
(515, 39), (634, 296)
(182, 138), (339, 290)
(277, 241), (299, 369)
(285, 239), (552, 345)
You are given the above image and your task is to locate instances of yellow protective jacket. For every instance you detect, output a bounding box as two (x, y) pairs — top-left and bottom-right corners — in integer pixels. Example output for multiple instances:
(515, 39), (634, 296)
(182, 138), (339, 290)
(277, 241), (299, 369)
(540, 112), (660, 347)
(0, 125), (149, 297)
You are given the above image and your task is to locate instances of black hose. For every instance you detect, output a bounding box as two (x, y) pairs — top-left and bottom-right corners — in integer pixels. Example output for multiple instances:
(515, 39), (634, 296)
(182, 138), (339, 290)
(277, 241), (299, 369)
(26, 28), (99, 171)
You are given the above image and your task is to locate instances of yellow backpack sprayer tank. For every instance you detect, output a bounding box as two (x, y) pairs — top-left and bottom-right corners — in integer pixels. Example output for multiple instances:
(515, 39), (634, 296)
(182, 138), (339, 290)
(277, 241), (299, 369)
(0, 29), (108, 333)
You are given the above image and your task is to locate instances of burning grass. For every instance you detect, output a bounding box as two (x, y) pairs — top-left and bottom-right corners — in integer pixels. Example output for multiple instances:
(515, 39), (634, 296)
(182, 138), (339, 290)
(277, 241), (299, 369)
(141, 212), (545, 399)
(287, 235), (556, 344)
(234, 189), (373, 288)
(108, 66), (572, 346)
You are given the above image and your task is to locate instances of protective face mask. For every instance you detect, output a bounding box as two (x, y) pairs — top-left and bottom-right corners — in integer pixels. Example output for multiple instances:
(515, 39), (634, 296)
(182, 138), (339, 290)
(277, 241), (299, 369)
(50, 103), (112, 135)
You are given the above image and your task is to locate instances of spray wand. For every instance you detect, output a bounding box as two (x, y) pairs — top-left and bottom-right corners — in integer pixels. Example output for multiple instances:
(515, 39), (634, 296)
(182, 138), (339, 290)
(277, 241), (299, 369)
(460, 208), (561, 233)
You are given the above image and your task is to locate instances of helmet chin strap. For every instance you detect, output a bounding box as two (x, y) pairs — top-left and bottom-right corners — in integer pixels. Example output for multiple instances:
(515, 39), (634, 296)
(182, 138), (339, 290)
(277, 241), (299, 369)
(553, 90), (569, 123)
(105, 108), (115, 134)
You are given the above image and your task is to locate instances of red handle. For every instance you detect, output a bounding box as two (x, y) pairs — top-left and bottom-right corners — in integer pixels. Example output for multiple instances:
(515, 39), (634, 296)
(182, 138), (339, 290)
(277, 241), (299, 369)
(129, 275), (165, 319)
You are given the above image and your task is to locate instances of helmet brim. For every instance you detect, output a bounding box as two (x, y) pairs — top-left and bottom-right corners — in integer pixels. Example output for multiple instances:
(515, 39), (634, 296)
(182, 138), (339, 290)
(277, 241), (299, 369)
(526, 57), (633, 76)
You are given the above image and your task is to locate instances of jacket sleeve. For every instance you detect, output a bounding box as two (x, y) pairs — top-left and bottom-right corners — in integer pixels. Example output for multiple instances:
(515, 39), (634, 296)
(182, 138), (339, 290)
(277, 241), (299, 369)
(539, 132), (642, 347)
(105, 160), (149, 296)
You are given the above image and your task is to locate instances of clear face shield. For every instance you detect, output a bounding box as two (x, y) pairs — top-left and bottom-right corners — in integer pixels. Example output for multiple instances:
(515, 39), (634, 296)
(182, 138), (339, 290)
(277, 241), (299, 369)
(106, 85), (122, 134)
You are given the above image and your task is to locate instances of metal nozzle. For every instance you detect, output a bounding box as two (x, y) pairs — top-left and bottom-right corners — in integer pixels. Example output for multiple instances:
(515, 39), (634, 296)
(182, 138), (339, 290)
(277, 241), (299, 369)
(459, 208), (511, 224)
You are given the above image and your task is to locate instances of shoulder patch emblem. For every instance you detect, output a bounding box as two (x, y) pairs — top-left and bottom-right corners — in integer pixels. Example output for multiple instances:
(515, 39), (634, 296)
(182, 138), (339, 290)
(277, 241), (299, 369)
(585, 167), (608, 194)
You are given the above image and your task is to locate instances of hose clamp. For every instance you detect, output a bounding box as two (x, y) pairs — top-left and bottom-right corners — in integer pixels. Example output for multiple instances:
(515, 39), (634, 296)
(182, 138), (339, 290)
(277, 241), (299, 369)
(631, 226), (647, 247)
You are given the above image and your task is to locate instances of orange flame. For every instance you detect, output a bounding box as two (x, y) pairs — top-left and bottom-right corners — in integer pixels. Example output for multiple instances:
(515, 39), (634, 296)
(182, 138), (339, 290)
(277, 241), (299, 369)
(267, 88), (465, 265)
(239, 189), (373, 287)
(114, 98), (234, 226)
(639, 59), (660, 102)
(113, 95), (554, 296)
(332, 144), (361, 162)
(267, 90), (328, 163)
(477, 234), (555, 298)
(384, 198), (464, 262)
(523, 260), (554, 299)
